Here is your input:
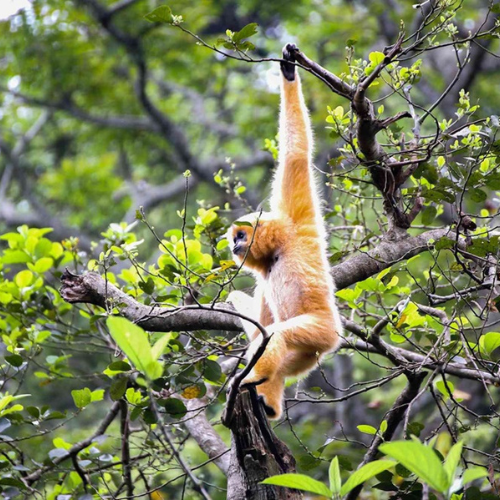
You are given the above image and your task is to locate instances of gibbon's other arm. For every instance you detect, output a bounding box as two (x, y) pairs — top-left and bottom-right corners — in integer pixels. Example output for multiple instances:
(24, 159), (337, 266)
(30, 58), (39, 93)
(227, 286), (273, 341)
(270, 43), (319, 227)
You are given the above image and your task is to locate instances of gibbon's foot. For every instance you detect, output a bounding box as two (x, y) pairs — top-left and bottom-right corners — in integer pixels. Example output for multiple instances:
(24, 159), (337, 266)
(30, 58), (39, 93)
(226, 373), (267, 398)
(258, 395), (277, 418)
(240, 375), (268, 387)
(281, 43), (299, 81)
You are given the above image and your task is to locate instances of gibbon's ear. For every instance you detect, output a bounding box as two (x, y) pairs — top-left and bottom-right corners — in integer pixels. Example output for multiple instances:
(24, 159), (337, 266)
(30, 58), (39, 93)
(280, 43), (299, 82)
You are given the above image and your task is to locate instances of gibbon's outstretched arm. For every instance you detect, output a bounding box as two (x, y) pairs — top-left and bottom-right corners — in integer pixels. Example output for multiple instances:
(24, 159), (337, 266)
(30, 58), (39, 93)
(271, 44), (319, 227)
(227, 43), (341, 420)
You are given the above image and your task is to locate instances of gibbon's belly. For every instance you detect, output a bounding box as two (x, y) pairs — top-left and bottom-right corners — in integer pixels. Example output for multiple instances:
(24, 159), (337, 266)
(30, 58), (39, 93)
(265, 261), (300, 320)
(265, 253), (328, 322)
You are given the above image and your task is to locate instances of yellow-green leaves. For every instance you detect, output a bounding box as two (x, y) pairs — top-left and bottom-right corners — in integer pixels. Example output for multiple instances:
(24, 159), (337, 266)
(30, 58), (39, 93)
(339, 460), (394, 496)
(262, 458), (393, 498)
(380, 440), (451, 493)
(479, 332), (500, 358)
(216, 23), (258, 51)
(106, 317), (169, 382)
(144, 5), (174, 23)
(261, 473), (332, 498)
(0, 393), (29, 418)
(71, 388), (104, 409)
(329, 456), (341, 495)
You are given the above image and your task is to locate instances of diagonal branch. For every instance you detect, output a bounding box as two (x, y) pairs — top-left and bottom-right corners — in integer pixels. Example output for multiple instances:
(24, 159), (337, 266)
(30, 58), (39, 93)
(293, 41), (419, 230)
(24, 401), (121, 486)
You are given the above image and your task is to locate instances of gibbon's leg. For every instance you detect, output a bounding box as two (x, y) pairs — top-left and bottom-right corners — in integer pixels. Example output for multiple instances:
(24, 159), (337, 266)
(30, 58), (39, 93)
(254, 349), (319, 418)
(242, 332), (286, 418)
(271, 44), (319, 226)
(242, 314), (329, 417)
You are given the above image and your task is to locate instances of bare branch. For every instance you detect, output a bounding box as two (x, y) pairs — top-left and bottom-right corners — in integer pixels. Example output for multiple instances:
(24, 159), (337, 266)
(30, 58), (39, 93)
(180, 398), (230, 475)
(24, 401), (121, 486)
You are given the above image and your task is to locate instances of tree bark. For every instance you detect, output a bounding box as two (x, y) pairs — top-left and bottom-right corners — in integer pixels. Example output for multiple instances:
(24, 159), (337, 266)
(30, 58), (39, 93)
(226, 387), (302, 500)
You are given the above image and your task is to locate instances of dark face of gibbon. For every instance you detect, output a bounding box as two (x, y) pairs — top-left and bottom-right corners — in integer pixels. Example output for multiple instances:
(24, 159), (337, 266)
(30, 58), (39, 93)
(227, 212), (287, 275)
(228, 224), (254, 262)
(227, 213), (267, 272)
(232, 227), (249, 256)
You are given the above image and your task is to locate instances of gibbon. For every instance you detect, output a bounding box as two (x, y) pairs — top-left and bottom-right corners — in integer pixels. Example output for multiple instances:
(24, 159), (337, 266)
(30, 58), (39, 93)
(227, 43), (342, 419)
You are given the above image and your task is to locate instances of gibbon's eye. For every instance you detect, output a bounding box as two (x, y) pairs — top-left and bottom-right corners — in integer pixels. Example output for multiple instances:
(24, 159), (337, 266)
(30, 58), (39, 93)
(236, 230), (245, 240)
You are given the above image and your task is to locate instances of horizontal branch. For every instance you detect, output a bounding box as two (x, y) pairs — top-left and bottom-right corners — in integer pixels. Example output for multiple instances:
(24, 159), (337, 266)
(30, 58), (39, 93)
(59, 226), (453, 330)
(341, 326), (500, 385)
(60, 269), (242, 332)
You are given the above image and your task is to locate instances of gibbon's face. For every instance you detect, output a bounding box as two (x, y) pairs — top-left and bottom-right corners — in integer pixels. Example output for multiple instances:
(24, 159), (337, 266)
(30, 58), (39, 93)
(227, 212), (272, 272)
(228, 223), (255, 263)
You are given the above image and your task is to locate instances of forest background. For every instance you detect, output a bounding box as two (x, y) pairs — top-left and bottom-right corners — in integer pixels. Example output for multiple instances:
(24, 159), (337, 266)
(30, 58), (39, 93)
(1, 0), (500, 499)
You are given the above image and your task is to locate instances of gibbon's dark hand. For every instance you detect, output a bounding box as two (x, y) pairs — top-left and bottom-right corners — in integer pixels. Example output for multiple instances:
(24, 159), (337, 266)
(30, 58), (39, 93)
(280, 43), (299, 82)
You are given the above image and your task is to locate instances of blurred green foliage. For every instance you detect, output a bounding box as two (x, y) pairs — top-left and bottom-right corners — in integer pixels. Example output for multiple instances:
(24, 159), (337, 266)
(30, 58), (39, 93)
(1, 0), (500, 498)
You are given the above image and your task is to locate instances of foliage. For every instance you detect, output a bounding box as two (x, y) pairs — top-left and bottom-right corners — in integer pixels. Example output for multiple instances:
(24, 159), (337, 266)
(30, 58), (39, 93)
(1, 0), (500, 499)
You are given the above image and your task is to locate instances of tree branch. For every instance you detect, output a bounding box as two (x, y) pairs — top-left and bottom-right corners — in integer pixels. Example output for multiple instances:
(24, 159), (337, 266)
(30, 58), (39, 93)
(180, 397), (230, 475)
(24, 401), (121, 486)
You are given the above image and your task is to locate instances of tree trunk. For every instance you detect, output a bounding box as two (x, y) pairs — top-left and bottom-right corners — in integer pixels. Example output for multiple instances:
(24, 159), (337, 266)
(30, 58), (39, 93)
(225, 387), (302, 500)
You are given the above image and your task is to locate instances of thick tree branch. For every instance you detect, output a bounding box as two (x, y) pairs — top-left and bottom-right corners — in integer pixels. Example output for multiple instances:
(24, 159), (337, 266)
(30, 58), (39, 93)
(59, 226), (452, 327)
(60, 269), (242, 332)
(180, 397), (230, 475)
(330, 226), (453, 290)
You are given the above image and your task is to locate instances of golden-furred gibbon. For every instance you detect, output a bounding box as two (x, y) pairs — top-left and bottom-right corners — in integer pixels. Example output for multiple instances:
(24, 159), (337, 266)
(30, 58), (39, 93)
(227, 43), (342, 419)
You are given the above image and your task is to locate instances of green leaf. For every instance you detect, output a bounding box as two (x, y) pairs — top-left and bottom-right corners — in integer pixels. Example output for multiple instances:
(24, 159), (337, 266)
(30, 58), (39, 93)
(151, 333), (172, 361)
(379, 440), (449, 492)
(421, 205), (437, 225)
(369, 51), (385, 64)
(33, 257), (53, 273)
(233, 23), (258, 43)
(91, 389), (104, 402)
(110, 377), (128, 401)
(203, 359), (222, 382)
(2, 250), (30, 264)
(158, 398), (187, 418)
(144, 5), (173, 24)
(5, 354), (23, 367)
(71, 388), (92, 409)
(462, 467), (488, 485)
(106, 317), (162, 381)
(435, 380), (455, 400)
(479, 332), (500, 356)
(444, 441), (463, 484)
(380, 420), (388, 434)
(108, 361), (132, 372)
(469, 188), (487, 203)
(340, 460), (394, 495)
(261, 474), (332, 498)
(15, 270), (33, 288)
(329, 456), (342, 494)
(357, 424), (377, 435)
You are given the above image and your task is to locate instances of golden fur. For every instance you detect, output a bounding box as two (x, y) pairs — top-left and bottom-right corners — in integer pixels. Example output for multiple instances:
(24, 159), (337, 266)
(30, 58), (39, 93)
(227, 44), (342, 419)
